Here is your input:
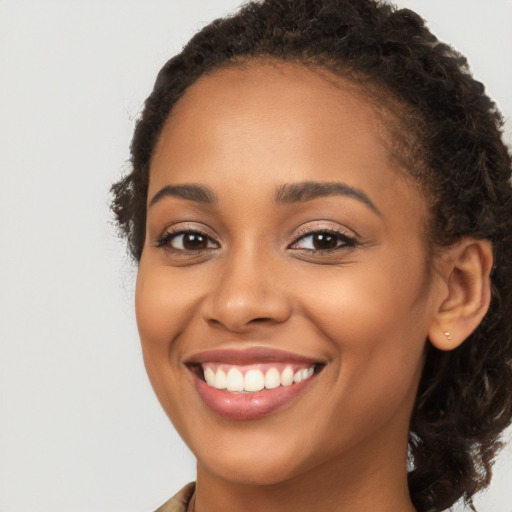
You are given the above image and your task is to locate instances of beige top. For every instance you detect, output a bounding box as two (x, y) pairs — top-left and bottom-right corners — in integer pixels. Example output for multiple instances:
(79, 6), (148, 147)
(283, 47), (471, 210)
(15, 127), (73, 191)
(154, 482), (196, 512)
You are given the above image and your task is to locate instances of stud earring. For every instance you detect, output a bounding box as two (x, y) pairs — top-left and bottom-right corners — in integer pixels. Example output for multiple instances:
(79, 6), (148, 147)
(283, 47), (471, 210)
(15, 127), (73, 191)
(443, 331), (452, 341)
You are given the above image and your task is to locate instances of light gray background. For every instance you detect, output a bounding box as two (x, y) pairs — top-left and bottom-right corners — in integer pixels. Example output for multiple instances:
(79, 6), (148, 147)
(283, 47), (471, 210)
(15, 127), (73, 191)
(0, 1), (510, 511)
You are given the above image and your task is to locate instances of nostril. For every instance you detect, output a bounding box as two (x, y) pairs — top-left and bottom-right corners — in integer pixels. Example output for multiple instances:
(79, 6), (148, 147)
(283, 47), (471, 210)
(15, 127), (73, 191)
(207, 316), (275, 331)
(249, 317), (273, 323)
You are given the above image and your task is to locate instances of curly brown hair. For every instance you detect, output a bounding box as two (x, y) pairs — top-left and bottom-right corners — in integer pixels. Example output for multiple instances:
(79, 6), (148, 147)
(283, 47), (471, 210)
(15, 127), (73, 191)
(111, 1), (512, 510)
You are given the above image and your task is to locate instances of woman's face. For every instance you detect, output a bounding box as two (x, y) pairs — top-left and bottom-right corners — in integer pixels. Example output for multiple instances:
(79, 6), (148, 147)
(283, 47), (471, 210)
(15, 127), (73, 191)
(136, 63), (442, 485)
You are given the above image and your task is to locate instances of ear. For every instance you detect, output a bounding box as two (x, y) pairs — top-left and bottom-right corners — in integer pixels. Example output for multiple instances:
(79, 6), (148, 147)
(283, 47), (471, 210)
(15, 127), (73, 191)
(428, 239), (493, 351)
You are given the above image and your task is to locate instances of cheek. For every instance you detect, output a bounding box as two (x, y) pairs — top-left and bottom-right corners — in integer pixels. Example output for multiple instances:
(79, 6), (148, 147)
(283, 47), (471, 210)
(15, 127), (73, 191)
(134, 262), (204, 428)
(301, 249), (429, 332)
(135, 263), (198, 351)
(296, 250), (431, 408)
(134, 262), (201, 410)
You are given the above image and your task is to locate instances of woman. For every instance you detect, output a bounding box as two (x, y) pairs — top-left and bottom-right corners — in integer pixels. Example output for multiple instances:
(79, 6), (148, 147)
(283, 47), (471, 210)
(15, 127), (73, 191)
(111, 0), (512, 511)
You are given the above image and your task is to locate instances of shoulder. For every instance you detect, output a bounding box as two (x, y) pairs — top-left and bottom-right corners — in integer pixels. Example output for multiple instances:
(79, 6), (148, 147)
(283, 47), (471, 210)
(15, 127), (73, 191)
(153, 482), (196, 512)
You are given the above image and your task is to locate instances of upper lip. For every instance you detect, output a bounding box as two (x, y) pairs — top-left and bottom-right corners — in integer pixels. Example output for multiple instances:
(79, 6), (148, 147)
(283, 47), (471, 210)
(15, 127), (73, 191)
(185, 346), (324, 366)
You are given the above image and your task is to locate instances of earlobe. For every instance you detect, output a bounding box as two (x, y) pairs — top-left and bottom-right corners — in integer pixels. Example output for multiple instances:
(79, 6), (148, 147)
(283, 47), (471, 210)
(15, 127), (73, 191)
(428, 239), (493, 351)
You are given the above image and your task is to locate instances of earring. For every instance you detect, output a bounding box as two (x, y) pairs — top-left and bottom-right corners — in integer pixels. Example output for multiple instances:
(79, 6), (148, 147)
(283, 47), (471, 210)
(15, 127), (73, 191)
(443, 331), (452, 341)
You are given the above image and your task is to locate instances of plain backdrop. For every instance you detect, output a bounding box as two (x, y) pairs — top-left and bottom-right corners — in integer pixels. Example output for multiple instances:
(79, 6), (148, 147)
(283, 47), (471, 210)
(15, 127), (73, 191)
(0, 1), (511, 511)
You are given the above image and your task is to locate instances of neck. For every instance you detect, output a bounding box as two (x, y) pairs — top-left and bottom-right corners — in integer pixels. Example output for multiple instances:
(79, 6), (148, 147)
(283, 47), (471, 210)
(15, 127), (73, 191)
(193, 431), (416, 512)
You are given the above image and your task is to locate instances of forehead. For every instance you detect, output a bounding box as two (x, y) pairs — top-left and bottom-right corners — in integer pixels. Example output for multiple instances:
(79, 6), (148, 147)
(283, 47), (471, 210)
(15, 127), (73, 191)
(168, 61), (380, 129)
(148, 61), (425, 232)
(151, 62), (396, 182)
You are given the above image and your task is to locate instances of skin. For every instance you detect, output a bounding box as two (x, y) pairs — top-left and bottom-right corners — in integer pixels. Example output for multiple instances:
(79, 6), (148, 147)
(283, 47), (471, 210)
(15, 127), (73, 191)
(135, 62), (483, 512)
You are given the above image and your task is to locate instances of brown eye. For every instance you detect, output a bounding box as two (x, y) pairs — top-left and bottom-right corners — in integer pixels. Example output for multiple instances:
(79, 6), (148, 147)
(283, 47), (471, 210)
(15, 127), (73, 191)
(290, 230), (357, 252)
(180, 232), (208, 250)
(157, 230), (219, 252)
(311, 233), (338, 250)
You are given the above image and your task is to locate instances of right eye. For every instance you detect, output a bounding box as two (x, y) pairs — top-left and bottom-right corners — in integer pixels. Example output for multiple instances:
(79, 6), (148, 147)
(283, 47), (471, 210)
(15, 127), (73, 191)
(156, 230), (219, 253)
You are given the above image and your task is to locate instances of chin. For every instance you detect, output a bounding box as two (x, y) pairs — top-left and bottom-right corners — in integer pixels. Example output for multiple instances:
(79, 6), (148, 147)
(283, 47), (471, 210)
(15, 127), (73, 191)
(186, 419), (329, 487)
(197, 448), (312, 486)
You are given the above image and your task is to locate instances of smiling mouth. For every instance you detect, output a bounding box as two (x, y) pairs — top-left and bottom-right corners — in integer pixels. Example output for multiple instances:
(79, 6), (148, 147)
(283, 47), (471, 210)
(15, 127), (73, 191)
(195, 362), (322, 393)
(186, 348), (325, 419)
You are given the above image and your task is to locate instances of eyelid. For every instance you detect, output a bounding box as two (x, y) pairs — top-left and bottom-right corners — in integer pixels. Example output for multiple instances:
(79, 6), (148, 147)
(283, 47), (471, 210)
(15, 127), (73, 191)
(288, 223), (359, 251)
(154, 222), (220, 252)
(153, 221), (358, 255)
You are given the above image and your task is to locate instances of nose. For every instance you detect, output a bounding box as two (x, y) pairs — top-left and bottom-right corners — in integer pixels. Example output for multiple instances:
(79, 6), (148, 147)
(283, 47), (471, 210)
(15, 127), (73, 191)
(202, 249), (292, 333)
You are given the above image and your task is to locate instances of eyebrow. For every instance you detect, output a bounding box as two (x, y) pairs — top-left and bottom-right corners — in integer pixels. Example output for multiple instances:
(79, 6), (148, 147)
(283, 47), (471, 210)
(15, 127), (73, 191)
(148, 180), (380, 215)
(274, 181), (381, 216)
(149, 184), (218, 207)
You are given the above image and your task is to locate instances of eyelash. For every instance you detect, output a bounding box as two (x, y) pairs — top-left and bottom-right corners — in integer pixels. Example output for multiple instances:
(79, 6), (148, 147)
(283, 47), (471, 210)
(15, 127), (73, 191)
(154, 226), (358, 256)
(155, 227), (218, 254)
(289, 227), (358, 253)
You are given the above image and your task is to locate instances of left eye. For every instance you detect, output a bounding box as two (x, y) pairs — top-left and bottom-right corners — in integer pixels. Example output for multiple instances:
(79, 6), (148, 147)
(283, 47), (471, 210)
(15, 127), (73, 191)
(158, 231), (219, 252)
(291, 231), (355, 251)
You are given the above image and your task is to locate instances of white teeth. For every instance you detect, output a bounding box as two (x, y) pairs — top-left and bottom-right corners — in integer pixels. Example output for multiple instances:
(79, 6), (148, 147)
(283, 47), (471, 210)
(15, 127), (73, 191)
(214, 369), (227, 390)
(226, 368), (244, 392)
(204, 367), (215, 386)
(203, 364), (317, 392)
(264, 368), (281, 389)
(244, 369), (265, 392)
(280, 367), (294, 386)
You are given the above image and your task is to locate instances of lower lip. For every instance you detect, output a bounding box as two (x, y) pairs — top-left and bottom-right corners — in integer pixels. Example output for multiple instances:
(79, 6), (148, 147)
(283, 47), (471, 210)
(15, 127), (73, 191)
(193, 372), (317, 420)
